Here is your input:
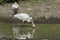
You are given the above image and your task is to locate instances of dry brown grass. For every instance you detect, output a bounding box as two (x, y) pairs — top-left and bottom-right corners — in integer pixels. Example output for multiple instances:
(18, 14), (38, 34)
(0, 0), (60, 22)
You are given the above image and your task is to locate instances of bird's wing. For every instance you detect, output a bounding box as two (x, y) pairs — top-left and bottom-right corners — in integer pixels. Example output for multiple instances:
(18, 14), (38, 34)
(14, 13), (30, 21)
(19, 13), (30, 18)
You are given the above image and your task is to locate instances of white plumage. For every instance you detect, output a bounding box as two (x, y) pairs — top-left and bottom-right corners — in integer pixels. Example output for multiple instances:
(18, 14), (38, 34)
(12, 2), (19, 9)
(12, 2), (19, 15)
(14, 13), (30, 20)
(13, 13), (35, 27)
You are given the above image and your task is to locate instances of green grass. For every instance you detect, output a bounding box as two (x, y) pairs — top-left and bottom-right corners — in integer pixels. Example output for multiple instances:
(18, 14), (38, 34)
(0, 22), (60, 38)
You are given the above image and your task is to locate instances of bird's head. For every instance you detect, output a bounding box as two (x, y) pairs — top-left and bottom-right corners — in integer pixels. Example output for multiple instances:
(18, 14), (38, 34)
(27, 19), (30, 22)
(27, 17), (35, 27)
(27, 17), (32, 22)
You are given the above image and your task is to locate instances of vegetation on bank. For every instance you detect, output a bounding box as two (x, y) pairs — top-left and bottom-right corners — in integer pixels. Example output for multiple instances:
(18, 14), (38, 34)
(0, 0), (54, 4)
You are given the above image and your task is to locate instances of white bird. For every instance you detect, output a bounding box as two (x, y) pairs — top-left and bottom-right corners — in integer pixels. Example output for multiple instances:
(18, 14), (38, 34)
(12, 2), (19, 15)
(13, 13), (35, 27)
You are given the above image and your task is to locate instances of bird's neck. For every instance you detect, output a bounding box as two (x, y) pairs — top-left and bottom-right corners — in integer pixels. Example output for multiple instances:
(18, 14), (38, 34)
(31, 20), (35, 27)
